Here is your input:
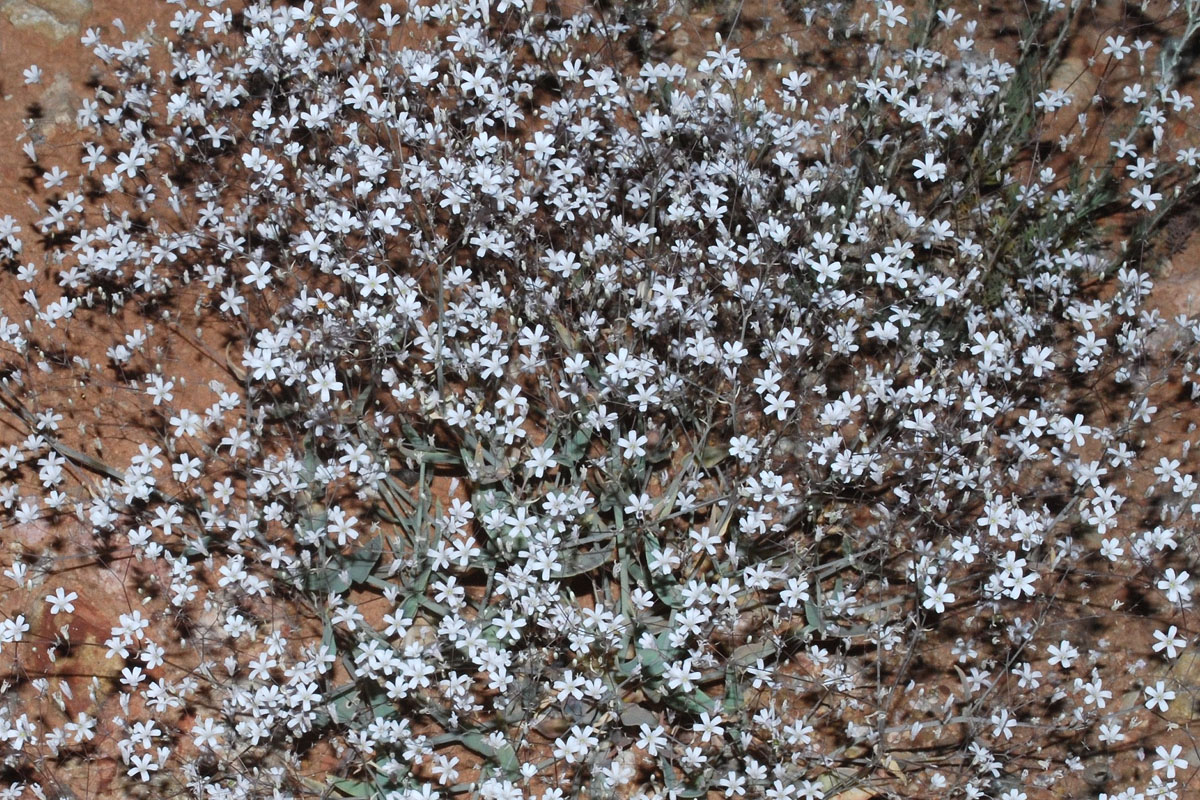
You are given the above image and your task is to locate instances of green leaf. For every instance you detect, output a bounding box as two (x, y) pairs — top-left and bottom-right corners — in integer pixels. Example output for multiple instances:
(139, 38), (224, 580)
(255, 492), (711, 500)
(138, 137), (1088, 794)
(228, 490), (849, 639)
(560, 545), (611, 577)
(804, 600), (824, 634)
(559, 425), (594, 470)
(346, 536), (383, 584)
(637, 646), (667, 678)
(331, 687), (363, 725)
(651, 455), (692, 520)
(330, 778), (375, 798)
(657, 751), (708, 797)
(731, 639), (776, 666)
(620, 703), (659, 728)
(667, 687), (716, 716)
(644, 533), (684, 608)
(660, 754), (680, 789)
(625, 557), (650, 590)
(645, 447), (672, 465)
(318, 539), (379, 594)
(461, 441), (511, 483)
(321, 620), (337, 659)
(551, 318), (579, 353)
(353, 386), (372, 417)
(722, 663), (743, 715)
(455, 732), (520, 776)
(699, 444), (727, 469)
(370, 689), (394, 719)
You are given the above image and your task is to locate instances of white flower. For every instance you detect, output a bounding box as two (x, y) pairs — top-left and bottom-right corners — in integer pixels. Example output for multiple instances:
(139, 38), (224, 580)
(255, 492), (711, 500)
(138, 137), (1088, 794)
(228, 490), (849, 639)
(145, 375), (174, 406)
(307, 365), (343, 402)
(922, 580), (955, 613)
(764, 390), (796, 420)
(1080, 676), (1111, 708)
(45, 587), (78, 615)
(1153, 625), (1187, 659)
(1022, 345), (1055, 377)
(491, 609), (526, 642)
(355, 263), (388, 296)
(624, 492), (654, 518)
(323, 0), (358, 25)
(1144, 680), (1175, 712)
(663, 658), (700, 692)
(1047, 640), (1079, 668)
(692, 711), (724, 743)
(617, 430), (647, 459)
(1051, 414), (1091, 448)
(1130, 184), (1162, 210)
(191, 717), (225, 750)
(326, 506), (359, 546)
(1098, 722), (1124, 744)
(1153, 744), (1188, 779)
(912, 152), (946, 182)
(243, 260), (273, 289)
(719, 770), (747, 797)
(1102, 34), (1131, 59)
(525, 130), (556, 162)
(172, 453), (203, 483)
(127, 752), (158, 782)
(990, 708), (1016, 740)
(114, 148), (146, 179)
(66, 712), (96, 743)
(1126, 157), (1157, 181)
(878, 0), (907, 27)
(553, 724), (598, 764)
(294, 229), (332, 262)
(523, 446), (557, 478)
(1158, 568), (1192, 604)
(728, 435), (759, 462)
(0, 615), (29, 644)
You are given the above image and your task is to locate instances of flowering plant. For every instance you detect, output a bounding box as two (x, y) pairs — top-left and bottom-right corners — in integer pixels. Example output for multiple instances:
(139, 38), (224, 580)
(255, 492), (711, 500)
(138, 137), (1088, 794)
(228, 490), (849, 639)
(2, 0), (1200, 799)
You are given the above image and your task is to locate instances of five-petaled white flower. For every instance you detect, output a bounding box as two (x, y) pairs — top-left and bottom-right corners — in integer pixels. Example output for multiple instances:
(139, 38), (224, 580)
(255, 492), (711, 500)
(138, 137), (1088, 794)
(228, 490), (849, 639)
(45, 587), (77, 615)
(127, 753), (159, 782)
(524, 446), (557, 478)
(1102, 34), (1131, 59)
(492, 608), (527, 642)
(1154, 743), (1189, 779)
(912, 151), (946, 182)
(922, 580), (955, 613)
(636, 723), (668, 756)
(1153, 625), (1187, 659)
(355, 263), (388, 297)
(1145, 680), (1175, 712)
(307, 365), (343, 402)
(1130, 184), (1162, 211)
(191, 717), (225, 750)
(617, 430), (648, 460)
(1047, 640), (1079, 669)
(323, 0), (358, 26)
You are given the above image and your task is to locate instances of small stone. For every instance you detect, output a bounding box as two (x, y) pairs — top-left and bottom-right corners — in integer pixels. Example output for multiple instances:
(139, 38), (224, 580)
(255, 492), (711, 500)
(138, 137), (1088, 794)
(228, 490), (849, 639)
(404, 615), (436, 650)
(0, 0), (76, 41)
(41, 72), (79, 126)
(1042, 56), (1100, 145)
(829, 789), (874, 800)
(31, 0), (91, 21)
(1164, 651), (1200, 724)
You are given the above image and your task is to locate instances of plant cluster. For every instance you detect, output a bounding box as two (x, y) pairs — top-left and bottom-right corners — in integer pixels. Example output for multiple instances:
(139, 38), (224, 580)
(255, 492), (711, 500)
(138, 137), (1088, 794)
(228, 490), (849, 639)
(2, 0), (1200, 798)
